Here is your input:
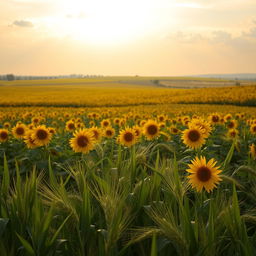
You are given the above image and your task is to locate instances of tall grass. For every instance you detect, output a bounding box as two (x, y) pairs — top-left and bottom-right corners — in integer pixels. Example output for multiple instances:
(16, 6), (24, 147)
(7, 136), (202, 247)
(1, 137), (256, 256)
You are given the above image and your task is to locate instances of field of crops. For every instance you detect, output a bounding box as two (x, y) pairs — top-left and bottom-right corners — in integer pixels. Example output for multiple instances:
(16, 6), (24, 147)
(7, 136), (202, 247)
(0, 79), (256, 255)
(0, 78), (256, 107)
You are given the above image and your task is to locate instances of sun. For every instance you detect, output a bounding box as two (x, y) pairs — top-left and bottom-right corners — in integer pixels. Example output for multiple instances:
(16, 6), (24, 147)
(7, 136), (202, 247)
(47, 0), (160, 45)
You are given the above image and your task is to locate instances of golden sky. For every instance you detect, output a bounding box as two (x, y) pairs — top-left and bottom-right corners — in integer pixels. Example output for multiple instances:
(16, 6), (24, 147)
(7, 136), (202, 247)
(1, 0), (256, 76)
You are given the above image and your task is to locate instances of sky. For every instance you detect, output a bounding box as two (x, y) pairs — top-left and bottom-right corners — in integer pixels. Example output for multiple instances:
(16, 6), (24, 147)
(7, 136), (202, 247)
(0, 0), (256, 76)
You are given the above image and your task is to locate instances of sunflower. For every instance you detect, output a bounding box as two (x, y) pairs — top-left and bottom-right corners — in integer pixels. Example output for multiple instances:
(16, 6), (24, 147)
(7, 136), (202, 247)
(133, 125), (142, 138)
(32, 117), (40, 125)
(208, 113), (220, 124)
(157, 114), (166, 122)
(24, 131), (38, 149)
(103, 127), (115, 138)
(75, 122), (85, 129)
(250, 144), (256, 160)
(0, 129), (8, 142)
(118, 128), (137, 147)
(65, 120), (76, 132)
(227, 128), (239, 140)
(182, 126), (206, 149)
(12, 123), (27, 139)
(143, 120), (160, 140)
(101, 119), (111, 128)
(170, 126), (180, 135)
(48, 127), (56, 135)
(226, 120), (238, 130)
(224, 114), (232, 122)
(31, 125), (52, 146)
(186, 156), (222, 193)
(3, 122), (11, 129)
(89, 126), (102, 142)
(114, 118), (121, 126)
(189, 118), (212, 137)
(70, 129), (95, 154)
(250, 124), (256, 135)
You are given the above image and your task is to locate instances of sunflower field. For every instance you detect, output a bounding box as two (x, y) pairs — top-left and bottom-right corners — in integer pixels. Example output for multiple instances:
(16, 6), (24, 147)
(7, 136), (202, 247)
(0, 79), (256, 256)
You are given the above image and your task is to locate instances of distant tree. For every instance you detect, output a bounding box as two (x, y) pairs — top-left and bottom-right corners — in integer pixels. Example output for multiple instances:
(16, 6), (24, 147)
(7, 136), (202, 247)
(6, 74), (15, 81)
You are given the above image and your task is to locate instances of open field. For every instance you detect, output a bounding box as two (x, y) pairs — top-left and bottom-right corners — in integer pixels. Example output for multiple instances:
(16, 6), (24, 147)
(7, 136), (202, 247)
(0, 78), (256, 107)
(0, 78), (256, 255)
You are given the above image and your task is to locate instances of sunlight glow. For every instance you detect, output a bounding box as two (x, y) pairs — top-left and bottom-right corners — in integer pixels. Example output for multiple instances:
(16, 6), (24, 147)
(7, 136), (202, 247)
(44, 0), (162, 45)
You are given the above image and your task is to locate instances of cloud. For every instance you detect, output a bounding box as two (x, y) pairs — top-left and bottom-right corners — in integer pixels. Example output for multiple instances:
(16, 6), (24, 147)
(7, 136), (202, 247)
(243, 27), (256, 38)
(210, 30), (232, 43)
(13, 20), (33, 27)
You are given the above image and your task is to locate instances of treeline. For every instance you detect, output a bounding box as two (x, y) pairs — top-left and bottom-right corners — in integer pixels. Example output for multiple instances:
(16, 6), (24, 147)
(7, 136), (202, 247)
(0, 74), (104, 81)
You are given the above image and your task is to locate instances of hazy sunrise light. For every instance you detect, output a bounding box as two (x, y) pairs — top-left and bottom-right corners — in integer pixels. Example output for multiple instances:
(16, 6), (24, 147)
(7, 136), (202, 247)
(1, 0), (256, 75)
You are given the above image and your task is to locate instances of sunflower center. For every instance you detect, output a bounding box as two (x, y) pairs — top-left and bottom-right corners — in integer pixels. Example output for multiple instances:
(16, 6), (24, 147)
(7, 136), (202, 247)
(106, 130), (113, 136)
(16, 127), (25, 135)
(147, 125), (158, 135)
(0, 132), (8, 140)
(77, 136), (88, 147)
(188, 130), (200, 142)
(212, 116), (219, 122)
(197, 166), (211, 182)
(103, 121), (109, 127)
(230, 131), (236, 137)
(253, 126), (256, 132)
(172, 128), (178, 133)
(124, 132), (133, 142)
(37, 129), (48, 140)
(227, 122), (234, 129)
(68, 123), (75, 129)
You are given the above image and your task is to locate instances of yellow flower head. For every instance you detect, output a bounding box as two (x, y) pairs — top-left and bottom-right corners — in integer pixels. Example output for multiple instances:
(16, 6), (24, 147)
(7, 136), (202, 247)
(12, 123), (27, 139)
(31, 125), (52, 146)
(70, 129), (95, 154)
(143, 120), (160, 140)
(89, 126), (102, 142)
(103, 126), (115, 138)
(24, 130), (38, 149)
(182, 126), (206, 149)
(0, 129), (8, 142)
(186, 156), (222, 193)
(249, 144), (256, 160)
(118, 128), (137, 147)
(250, 124), (256, 135)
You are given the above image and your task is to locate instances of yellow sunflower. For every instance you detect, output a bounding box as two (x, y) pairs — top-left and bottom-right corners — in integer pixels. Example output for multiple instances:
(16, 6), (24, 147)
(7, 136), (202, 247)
(89, 126), (102, 142)
(186, 156), (222, 193)
(103, 127), (115, 138)
(189, 118), (212, 137)
(101, 119), (111, 128)
(12, 123), (27, 139)
(208, 113), (220, 125)
(249, 144), (256, 160)
(143, 120), (160, 140)
(3, 122), (11, 129)
(118, 128), (137, 147)
(224, 114), (232, 122)
(0, 129), (8, 142)
(133, 125), (142, 138)
(65, 120), (76, 132)
(226, 120), (238, 130)
(31, 125), (52, 146)
(182, 126), (206, 149)
(227, 128), (239, 140)
(250, 124), (256, 135)
(170, 126), (180, 135)
(70, 129), (95, 154)
(24, 130), (38, 149)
